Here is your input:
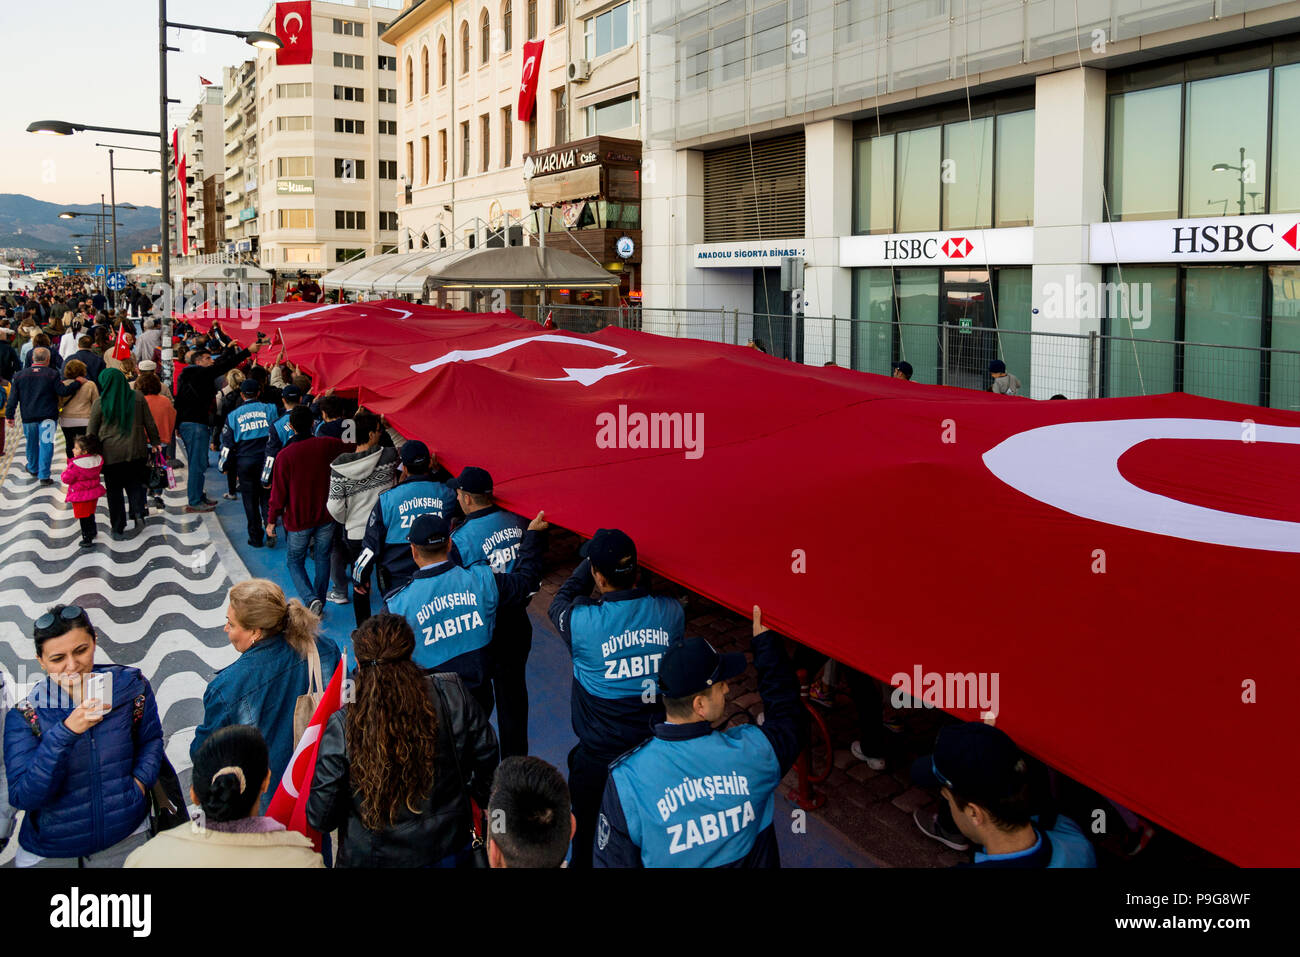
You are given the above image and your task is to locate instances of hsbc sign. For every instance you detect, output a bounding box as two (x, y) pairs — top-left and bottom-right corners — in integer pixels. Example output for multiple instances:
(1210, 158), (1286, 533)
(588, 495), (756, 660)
(1091, 214), (1300, 263)
(839, 228), (1033, 268)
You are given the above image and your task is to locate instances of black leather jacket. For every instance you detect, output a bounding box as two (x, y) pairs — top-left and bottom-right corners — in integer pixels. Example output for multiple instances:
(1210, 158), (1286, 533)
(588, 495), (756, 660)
(306, 673), (499, 867)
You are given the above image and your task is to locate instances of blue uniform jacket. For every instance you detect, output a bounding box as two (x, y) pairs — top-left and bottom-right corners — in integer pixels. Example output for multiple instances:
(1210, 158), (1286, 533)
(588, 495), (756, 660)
(594, 629), (807, 868)
(3, 665), (164, 859)
(355, 471), (462, 593)
(385, 528), (546, 694)
(548, 558), (685, 762)
(450, 504), (532, 638)
(191, 632), (342, 812)
(219, 399), (278, 475)
(262, 410), (297, 480)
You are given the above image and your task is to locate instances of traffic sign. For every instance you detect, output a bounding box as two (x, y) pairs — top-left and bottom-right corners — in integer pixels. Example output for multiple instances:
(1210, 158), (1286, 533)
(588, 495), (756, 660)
(106, 272), (128, 291)
(93, 264), (107, 276)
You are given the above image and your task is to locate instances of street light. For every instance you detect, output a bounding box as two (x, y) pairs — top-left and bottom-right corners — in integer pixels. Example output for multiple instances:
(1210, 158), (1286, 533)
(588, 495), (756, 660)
(1210, 146), (1248, 216)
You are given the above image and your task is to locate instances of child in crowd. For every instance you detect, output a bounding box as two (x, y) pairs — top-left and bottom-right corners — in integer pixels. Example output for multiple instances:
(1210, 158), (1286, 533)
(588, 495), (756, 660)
(62, 433), (107, 548)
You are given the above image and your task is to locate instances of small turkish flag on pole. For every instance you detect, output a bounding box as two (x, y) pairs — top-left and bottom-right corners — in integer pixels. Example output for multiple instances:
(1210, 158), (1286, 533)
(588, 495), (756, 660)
(111, 324), (131, 361)
(199, 75), (213, 86)
(518, 38), (545, 121)
(267, 652), (345, 851)
(275, 1), (314, 66)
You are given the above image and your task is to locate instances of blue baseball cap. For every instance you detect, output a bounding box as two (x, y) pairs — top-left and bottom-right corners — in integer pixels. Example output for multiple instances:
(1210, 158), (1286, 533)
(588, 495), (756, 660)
(239, 379), (260, 395)
(400, 440), (432, 472)
(408, 512), (451, 547)
(658, 637), (747, 699)
(281, 385), (303, 401)
(910, 722), (1025, 804)
(580, 528), (637, 586)
(448, 466), (492, 495)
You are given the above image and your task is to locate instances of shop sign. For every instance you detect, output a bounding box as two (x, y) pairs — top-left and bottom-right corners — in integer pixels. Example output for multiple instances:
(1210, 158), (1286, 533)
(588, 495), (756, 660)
(1090, 214), (1300, 263)
(694, 239), (810, 268)
(839, 228), (1033, 267)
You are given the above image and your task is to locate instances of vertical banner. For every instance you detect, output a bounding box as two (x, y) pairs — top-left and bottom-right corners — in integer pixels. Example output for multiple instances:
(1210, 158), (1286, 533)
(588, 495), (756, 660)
(173, 129), (189, 257)
(518, 38), (545, 121)
(275, 1), (313, 66)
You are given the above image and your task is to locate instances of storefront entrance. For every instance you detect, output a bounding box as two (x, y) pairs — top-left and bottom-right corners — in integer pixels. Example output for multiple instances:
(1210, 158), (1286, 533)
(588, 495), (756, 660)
(940, 270), (995, 390)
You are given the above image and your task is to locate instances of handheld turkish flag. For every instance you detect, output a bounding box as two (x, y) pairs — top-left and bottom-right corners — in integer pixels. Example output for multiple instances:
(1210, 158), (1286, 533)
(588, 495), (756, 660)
(518, 39), (544, 121)
(275, 1), (313, 66)
(267, 652), (346, 850)
(111, 325), (131, 361)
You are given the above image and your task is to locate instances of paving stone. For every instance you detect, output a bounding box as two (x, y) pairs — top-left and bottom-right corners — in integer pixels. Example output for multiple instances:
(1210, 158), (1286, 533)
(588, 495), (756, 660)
(890, 786), (933, 815)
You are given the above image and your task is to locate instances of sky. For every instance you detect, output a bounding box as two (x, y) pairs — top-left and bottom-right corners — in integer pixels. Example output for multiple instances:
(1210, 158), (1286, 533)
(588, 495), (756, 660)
(1, 0), (285, 207)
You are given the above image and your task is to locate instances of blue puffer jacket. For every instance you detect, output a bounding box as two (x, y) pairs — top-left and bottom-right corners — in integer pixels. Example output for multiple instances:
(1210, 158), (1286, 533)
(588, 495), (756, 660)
(191, 632), (341, 813)
(3, 665), (164, 859)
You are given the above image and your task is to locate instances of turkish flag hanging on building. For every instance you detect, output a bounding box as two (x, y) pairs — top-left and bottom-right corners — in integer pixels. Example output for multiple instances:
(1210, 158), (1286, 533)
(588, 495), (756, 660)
(518, 38), (545, 121)
(275, 1), (313, 66)
(267, 654), (345, 850)
(173, 129), (189, 257)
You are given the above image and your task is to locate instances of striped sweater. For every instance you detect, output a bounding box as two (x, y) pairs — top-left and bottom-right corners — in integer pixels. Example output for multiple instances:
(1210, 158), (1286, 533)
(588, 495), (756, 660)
(326, 445), (400, 541)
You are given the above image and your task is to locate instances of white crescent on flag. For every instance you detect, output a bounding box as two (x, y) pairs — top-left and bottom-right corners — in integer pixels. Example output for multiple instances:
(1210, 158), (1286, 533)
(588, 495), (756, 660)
(520, 55), (536, 91)
(279, 724), (320, 799)
(283, 10), (303, 34)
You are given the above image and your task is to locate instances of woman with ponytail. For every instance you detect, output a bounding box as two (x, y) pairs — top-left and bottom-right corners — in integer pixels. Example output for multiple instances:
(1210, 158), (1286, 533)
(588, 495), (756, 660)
(126, 725), (322, 867)
(192, 579), (342, 812)
(307, 613), (499, 867)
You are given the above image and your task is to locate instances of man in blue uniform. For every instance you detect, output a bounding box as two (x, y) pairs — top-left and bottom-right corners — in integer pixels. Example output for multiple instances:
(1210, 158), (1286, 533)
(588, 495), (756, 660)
(354, 440), (460, 600)
(386, 510), (548, 717)
(448, 466), (531, 758)
(262, 384), (304, 482)
(219, 378), (278, 548)
(547, 528), (685, 869)
(594, 607), (807, 868)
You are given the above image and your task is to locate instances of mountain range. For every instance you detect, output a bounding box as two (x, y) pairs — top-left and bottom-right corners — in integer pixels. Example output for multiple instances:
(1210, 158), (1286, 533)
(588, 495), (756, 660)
(0, 193), (161, 261)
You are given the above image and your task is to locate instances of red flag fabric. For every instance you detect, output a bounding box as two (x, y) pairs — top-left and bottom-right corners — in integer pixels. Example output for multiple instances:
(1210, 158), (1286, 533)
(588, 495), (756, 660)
(275, 1), (313, 66)
(267, 654), (345, 849)
(199, 75), (213, 85)
(173, 129), (189, 257)
(518, 39), (545, 121)
(111, 324), (131, 361)
(186, 301), (1299, 866)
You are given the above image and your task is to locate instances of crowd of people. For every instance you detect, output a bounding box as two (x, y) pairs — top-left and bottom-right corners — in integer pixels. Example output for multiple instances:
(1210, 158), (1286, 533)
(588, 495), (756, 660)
(0, 276), (1107, 869)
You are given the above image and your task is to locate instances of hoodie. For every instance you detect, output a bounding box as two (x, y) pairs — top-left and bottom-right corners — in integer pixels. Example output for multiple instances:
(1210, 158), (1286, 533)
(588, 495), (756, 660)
(327, 445), (399, 541)
(61, 453), (106, 503)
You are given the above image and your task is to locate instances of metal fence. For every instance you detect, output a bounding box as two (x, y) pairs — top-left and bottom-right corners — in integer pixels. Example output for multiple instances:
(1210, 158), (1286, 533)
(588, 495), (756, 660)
(514, 305), (1300, 410)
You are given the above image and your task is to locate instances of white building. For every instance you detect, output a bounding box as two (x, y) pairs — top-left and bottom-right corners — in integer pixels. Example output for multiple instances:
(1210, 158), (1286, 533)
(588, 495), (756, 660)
(169, 85), (225, 258)
(223, 60), (261, 256)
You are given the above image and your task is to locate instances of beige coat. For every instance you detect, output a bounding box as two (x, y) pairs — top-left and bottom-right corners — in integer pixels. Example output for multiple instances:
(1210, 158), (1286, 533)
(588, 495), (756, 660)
(123, 824), (324, 868)
(59, 379), (99, 425)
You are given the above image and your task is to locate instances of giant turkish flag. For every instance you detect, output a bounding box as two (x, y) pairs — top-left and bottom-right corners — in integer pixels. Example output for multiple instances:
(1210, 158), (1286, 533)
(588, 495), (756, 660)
(275, 1), (313, 66)
(195, 301), (1300, 865)
(518, 39), (544, 122)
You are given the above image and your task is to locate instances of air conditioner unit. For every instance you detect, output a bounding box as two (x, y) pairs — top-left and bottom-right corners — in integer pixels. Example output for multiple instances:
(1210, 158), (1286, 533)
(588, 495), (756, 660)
(568, 59), (591, 83)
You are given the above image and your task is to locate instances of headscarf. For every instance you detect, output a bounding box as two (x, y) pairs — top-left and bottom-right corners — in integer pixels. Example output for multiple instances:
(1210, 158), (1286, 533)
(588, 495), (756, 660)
(97, 367), (135, 434)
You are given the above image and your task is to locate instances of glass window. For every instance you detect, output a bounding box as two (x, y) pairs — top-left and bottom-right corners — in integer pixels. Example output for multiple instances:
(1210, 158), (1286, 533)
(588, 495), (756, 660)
(994, 268), (1033, 394)
(1108, 86), (1181, 221)
(528, 0), (538, 38)
(1184, 71), (1269, 218)
(1271, 64), (1300, 213)
(851, 268), (893, 375)
(995, 111), (1034, 227)
(853, 135), (894, 234)
(586, 94), (637, 135)
(895, 128), (940, 233)
(1104, 266), (1177, 397)
(896, 268), (939, 384)
(588, 1), (632, 59)
(942, 117), (992, 230)
(1183, 266), (1263, 404)
(1268, 265), (1300, 411)
(481, 11), (491, 63)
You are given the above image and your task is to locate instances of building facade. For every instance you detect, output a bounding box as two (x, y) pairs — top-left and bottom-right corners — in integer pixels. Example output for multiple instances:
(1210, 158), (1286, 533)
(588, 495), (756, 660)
(641, 1), (1300, 406)
(223, 59), (261, 258)
(169, 85), (225, 258)
(254, 0), (402, 274)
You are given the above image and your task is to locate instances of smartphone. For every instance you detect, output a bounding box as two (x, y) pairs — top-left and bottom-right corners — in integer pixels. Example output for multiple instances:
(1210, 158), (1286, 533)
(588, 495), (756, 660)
(84, 672), (108, 713)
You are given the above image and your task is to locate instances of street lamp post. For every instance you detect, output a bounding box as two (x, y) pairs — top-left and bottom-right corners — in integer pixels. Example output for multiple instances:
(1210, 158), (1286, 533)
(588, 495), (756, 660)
(1211, 146), (1248, 217)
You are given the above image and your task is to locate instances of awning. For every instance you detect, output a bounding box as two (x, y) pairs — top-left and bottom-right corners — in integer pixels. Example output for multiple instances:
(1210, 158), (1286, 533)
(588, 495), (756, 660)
(320, 252), (402, 290)
(343, 248), (462, 295)
(175, 262), (271, 282)
(422, 246), (621, 290)
(527, 165), (602, 206)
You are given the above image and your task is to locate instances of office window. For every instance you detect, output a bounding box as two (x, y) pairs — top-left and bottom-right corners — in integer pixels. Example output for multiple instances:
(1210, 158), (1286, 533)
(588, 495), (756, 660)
(585, 93), (636, 135)
(527, 0), (537, 38)
(406, 56), (414, 101)
(335, 247), (365, 263)
(995, 111), (1035, 227)
(378, 56), (397, 71)
(278, 156), (314, 177)
(553, 89), (567, 145)
(853, 135), (894, 234)
(481, 114), (491, 171)
(378, 120), (397, 135)
(553, 0), (564, 27)
(1275, 64), (1300, 213)
(422, 135), (430, 184)
(379, 211), (399, 231)
(1185, 71), (1269, 218)
(895, 127), (941, 232)
(277, 115), (312, 132)
(333, 52), (364, 69)
(1184, 266), (1264, 403)
(460, 22), (469, 74)
(333, 18), (364, 37)
(461, 120), (470, 176)
(480, 10), (491, 64)
(276, 82), (312, 97)
(584, 1), (633, 60)
(502, 105), (512, 167)
(334, 118), (366, 134)
(438, 36), (447, 87)
(502, 2), (513, 52)
(283, 247), (320, 263)
(379, 159), (397, 179)
(378, 87), (397, 103)
(278, 209), (313, 229)
(334, 158), (366, 179)
(941, 117), (993, 230)
(333, 85), (364, 101)
(406, 141), (414, 181)
(1107, 86), (1181, 221)
(421, 45), (429, 95)
(335, 210), (367, 230)
(439, 129), (448, 181)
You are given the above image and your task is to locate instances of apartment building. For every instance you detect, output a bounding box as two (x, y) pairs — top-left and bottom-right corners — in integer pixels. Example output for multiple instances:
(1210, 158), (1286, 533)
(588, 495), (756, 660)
(223, 59), (261, 257)
(169, 85), (225, 258)
(254, 0), (402, 274)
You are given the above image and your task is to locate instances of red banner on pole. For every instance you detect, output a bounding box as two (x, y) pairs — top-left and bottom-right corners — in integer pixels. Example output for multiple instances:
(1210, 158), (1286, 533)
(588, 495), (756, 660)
(275, 1), (313, 66)
(518, 39), (545, 121)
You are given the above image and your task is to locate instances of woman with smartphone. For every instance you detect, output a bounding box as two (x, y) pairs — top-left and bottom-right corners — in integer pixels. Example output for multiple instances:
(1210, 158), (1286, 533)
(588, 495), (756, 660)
(1, 605), (165, 867)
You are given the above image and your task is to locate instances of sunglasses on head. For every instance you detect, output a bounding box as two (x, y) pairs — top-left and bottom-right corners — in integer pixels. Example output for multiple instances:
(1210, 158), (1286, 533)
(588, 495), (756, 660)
(35, 605), (87, 633)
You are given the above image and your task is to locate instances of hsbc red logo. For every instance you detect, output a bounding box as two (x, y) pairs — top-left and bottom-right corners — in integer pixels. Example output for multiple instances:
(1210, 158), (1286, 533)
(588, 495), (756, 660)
(1282, 224), (1300, 251)
(942, 236), (973, 259)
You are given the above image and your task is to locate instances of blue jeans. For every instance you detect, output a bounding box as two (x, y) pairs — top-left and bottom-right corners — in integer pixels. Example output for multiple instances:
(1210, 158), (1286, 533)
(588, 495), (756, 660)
(23, 419), (55, 480)
(178, 421), (210, 506)
(286, 523), (335, 604)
